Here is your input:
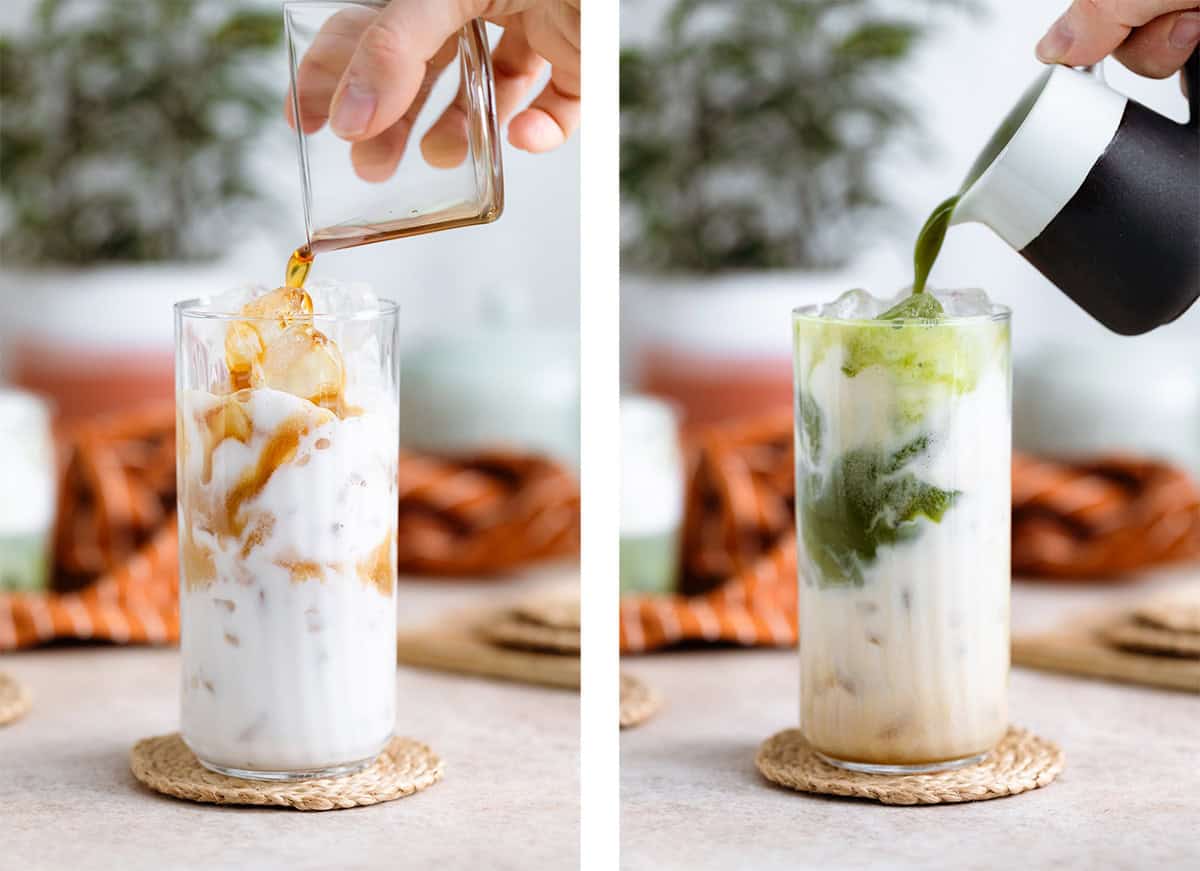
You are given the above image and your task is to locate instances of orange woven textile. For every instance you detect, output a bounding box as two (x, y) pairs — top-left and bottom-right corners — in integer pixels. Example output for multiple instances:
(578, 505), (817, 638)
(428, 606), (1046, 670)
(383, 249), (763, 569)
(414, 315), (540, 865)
(620, 412), (1200, 654)
(0, 404), (579, 650)
(1012, 453), (1200, 578)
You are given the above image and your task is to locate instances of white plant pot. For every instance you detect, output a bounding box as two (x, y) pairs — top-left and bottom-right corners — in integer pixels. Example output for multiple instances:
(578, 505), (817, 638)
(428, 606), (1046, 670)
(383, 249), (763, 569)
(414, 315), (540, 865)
(621, 250), (905, 423)
(0, 252), (267, 416)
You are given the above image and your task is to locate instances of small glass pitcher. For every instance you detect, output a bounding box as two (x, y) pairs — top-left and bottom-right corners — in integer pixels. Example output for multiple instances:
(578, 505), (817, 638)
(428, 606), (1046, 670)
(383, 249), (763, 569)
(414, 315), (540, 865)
(283, 0), (504, 260)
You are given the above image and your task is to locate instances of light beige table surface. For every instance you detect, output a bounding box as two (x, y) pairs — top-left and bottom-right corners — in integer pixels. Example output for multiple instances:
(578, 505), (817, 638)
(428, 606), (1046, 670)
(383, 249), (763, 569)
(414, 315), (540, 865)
(620, 566), (1200, 871)
(0, 564), (580, 871)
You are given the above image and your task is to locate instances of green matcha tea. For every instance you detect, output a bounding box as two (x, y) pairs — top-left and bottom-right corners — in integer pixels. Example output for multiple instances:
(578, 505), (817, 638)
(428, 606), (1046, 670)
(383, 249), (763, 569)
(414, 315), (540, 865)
(894, 81), (1038, 316)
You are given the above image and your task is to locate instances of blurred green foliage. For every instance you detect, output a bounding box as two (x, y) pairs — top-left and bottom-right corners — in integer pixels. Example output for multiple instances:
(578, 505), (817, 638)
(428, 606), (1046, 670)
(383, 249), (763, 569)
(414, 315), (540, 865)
(621, 0), (971, 274)
(0, 0), (283, 266)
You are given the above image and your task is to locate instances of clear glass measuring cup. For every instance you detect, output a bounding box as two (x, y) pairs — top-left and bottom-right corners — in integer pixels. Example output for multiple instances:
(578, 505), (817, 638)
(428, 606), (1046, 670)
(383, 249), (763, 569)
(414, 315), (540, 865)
(283, 0), (504, 269)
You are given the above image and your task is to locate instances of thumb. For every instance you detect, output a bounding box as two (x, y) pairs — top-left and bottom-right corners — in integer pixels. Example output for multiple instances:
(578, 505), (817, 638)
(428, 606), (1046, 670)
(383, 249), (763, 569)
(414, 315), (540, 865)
(329, 0), (485, 142)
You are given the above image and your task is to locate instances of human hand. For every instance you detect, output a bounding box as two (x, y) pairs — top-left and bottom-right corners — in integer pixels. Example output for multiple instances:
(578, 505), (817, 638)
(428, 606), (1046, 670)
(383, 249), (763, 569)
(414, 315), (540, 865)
(288, 0), (580, 182)
(1036, 0), (1200, 79)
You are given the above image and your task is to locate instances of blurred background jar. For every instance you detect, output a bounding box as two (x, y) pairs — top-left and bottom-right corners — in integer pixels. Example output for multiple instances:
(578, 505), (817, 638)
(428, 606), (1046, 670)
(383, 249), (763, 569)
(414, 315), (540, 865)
(0, 390), (56, 592)
(1015, 336), (1200, 477)
(620, 396), (684, 594)
(400, 288), (580, 470)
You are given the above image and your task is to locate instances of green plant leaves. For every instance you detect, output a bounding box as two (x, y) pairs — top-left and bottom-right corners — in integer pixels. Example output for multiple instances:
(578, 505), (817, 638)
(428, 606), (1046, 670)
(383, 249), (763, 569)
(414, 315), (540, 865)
(620, 0), (972, 274)
(799, 432), (960, 589)
(836, 22), (920, 63)
(212, 11), (282, 52)
(1, 0), (284, 266)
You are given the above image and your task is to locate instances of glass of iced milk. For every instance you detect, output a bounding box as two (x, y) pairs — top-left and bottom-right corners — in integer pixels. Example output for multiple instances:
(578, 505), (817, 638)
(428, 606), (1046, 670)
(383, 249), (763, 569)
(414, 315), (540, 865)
(793, 288), (1011, 773)
(175, 282), (399, 780)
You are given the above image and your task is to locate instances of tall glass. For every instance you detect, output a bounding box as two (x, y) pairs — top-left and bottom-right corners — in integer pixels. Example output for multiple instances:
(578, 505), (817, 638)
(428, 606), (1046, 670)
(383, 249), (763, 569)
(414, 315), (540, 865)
(793, 300), (1011, 773)
(175, 287), (399, 780)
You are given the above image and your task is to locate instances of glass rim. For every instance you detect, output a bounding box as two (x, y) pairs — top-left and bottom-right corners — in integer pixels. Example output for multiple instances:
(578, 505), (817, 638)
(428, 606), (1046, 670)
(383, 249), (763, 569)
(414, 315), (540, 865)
(175, 296), (401, 322)
(792, 301), (1011, 327)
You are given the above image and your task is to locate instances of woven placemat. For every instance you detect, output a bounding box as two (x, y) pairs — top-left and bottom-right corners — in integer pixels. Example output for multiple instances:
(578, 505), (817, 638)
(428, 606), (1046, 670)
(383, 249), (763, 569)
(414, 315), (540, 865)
(619, 672), (661, 728)
(756, 726), (1063, 805)
(0, 672), (32, 726)
(130, 733), (442, 811)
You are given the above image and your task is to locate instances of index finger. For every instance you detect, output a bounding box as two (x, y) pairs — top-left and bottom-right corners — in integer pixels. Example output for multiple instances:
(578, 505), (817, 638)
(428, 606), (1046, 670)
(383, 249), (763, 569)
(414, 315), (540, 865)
(1036, 0), (1200, 65)
(328, 0), (485, 142)
(287, 7), (377, 134)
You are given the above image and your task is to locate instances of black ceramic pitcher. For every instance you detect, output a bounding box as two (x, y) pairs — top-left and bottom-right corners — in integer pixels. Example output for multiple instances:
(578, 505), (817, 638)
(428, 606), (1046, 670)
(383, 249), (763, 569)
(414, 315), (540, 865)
(954, 51), (1199, 335)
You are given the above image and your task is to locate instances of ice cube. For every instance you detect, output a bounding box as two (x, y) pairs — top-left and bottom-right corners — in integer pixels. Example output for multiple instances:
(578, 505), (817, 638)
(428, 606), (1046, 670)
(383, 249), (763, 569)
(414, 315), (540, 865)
(261, 323), (345, 411)
(878, 292), (945, 321)
(197, 393), (253, 484)
(306, 279), (382, 360)
(240, 287), (315, 344)
(933, 287), (995, 317)
(223, 288), (316, 389)
(208, 284), (265, 314)
(224, 322), (265, 391)
(818, 288), (887, 319)
(305, 279), (379, 318)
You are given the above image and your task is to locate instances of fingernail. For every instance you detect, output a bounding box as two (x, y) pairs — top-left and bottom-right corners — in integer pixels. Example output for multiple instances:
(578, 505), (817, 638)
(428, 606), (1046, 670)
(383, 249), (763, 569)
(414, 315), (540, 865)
(1168, 12), (1200, 50)
(330, 82), (376, 138)
(1036, 15), (1074, 63)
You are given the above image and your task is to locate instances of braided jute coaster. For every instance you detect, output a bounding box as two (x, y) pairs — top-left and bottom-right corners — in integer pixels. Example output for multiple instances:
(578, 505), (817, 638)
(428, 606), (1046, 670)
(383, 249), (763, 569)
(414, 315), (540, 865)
(130, 734), (442, 811)
(0, 672), (32, 726)
(1102, 617), (1200, 657)
(1133, 586), (1200, 634)
(514, 595), (581, 631)
(619, 672), (662, 729)
(757, 726), (1063, 805)
(481, 615), (581, 654)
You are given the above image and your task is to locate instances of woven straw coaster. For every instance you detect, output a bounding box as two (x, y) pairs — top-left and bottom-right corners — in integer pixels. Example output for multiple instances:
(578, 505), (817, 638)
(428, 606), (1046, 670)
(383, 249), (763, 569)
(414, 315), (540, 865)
(1101, 617), (1200, 657)
(1133, 585), (1200, 634)
(397, 596), (581, 690)
(515, 596), (581, 631)
(396, 622), (580, 689)
(619, 673), (661, 729)
(481, 616), (581, 654)
(756, 726), (1063, 806)
(483, 593), (582, 654)
(1014, 603), (1200, 693)
(130, 734), (442, 811)
(0, 672), (32, 726)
